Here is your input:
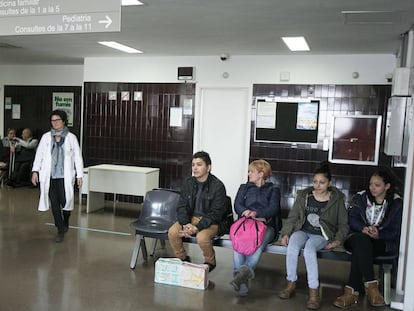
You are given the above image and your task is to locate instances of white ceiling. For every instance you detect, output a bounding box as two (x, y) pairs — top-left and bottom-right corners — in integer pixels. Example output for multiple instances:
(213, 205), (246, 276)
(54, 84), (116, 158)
(0, 0), (414, 65)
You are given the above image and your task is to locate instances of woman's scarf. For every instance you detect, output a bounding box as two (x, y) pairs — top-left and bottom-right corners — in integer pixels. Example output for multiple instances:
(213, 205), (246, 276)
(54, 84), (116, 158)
(51, 127), (69, 178)
(51, 126), (69, 138)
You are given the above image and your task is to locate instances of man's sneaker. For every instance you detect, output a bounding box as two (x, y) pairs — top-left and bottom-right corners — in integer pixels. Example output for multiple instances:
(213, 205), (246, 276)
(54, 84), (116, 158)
(205, 262), (216, 272)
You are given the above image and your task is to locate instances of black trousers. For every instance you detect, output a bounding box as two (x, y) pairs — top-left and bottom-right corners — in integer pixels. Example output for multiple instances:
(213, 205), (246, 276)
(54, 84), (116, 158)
(49, 178), (70, 234)
(345, 232), (386, 292)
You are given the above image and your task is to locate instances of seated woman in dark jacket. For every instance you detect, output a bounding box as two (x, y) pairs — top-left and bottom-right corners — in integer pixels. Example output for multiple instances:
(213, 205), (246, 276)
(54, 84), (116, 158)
(168, 151), (227, 272)
(334, 169), (403, 308)
(230, 159), (280, 297)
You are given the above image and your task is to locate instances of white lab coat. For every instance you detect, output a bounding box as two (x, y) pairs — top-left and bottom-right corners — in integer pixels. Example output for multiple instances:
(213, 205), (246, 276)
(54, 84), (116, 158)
(32, 131), (84, 211)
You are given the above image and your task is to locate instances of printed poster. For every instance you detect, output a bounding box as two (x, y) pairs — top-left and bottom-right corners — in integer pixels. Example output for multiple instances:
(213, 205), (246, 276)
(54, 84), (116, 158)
(52, 92), (74, 127)
(296, 102), (318, 130)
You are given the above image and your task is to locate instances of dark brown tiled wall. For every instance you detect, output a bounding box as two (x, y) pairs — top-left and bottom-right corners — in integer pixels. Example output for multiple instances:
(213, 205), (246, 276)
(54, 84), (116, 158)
(83, 82), (195, 200)
(251, 84), (405, 212)
(4, 85), (82, 139)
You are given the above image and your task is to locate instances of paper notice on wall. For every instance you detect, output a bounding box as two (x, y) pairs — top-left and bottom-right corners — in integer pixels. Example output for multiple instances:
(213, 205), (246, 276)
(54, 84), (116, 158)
(296, 102), (318, 130)
(52, 92), (74, 126)
(5, 97), (12, 109)
(12, 104), (21, 119)
(170, 107), (183, 127)
(134, 91), (143, 101)
(256, 101), (276, 129)
(183, 98), (193, 115)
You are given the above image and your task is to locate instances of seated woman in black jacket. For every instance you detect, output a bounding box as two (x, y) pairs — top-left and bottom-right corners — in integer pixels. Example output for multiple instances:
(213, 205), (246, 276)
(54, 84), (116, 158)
(334, 169), (403, 308)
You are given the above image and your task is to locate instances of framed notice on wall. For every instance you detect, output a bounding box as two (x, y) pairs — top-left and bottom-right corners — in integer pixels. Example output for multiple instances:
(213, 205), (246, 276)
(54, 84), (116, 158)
(328, 115), (382, 166)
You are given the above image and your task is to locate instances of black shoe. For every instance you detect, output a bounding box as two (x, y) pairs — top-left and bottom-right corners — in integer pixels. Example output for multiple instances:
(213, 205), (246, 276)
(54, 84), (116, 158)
(205, 262), (216, 272)
(55, 233), (64, 243)
(182, 256), (191, 262)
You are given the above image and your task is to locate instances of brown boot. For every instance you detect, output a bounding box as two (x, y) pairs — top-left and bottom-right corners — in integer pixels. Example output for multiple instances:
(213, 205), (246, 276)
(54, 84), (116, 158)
(279, 281), (296, 299)
(333, 286), (359, 308)
(364, 280), (385, 307)
(307, 288), (320, 310)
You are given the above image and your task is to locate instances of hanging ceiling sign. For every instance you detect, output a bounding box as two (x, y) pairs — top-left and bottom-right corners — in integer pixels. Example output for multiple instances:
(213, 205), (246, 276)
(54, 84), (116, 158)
(0, 0), (121, 35)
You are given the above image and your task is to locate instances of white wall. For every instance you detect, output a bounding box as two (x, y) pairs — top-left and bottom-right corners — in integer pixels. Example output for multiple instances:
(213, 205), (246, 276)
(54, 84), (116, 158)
(84, 53), (397, 199)
(84, 54), (396, 85)
(0, 64), (83, 136)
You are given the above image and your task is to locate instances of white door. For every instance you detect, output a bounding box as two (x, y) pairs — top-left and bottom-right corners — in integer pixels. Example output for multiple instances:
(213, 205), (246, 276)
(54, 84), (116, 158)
(194, 87), (250, 202)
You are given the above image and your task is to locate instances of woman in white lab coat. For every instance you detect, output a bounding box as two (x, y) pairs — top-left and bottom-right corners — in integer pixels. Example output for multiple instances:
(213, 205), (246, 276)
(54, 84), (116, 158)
(31, 110), (84, 242)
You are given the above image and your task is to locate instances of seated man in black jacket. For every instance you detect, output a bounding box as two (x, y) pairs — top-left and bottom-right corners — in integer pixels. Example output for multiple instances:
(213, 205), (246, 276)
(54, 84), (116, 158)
(168, 151), (227, 272)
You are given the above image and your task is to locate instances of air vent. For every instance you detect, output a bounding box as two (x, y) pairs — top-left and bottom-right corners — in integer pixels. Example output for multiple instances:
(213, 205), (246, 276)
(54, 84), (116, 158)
(342, 11), (403, 24)
(0, 42), (21, 49)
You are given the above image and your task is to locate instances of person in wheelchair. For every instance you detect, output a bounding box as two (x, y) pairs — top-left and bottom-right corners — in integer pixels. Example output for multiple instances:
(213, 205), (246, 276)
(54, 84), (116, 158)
(2, 128), (16, 148)
(168, 151), (228, 272)
(1, 128), (17, 169)
(7, 128), (38, 187)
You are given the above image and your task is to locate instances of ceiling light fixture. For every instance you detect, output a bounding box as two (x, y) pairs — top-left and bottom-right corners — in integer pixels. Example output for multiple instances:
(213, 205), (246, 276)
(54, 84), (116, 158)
(122, 0), (144, 6)
(98, 41), (143, 53)
(281, 36), (310, 51)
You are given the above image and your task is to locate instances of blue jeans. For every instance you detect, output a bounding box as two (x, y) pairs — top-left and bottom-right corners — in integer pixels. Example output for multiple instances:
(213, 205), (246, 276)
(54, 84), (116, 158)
(233, 226), (275, 272)
(285, 230), (328, 289)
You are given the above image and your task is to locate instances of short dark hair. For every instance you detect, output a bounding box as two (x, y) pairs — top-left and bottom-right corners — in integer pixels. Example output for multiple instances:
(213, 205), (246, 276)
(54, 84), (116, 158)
(192, 151), (211, 166)
(313, 161), (332, 181)
(50, 110), (68, 125)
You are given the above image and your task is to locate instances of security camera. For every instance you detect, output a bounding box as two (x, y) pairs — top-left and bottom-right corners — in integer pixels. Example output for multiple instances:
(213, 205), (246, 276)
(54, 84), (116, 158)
(385, 73), (393, 83)
(220, 53), (229, 61)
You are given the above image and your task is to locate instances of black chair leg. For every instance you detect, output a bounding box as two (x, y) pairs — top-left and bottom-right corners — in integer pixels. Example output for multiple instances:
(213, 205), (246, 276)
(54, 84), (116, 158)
(150, 239), (166, 256)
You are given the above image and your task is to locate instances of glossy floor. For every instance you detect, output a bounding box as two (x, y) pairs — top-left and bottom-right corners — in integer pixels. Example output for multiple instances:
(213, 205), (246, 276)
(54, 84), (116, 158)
(0, 187), (390, 311)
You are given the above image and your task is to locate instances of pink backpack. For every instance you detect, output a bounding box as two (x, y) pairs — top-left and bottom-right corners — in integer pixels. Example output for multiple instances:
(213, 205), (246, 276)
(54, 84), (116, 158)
(230, 217), (266, 255)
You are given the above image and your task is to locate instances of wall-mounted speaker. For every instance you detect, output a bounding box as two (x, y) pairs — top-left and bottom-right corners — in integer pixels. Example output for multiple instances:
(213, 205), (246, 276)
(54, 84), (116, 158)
(178, 67), (194, 81)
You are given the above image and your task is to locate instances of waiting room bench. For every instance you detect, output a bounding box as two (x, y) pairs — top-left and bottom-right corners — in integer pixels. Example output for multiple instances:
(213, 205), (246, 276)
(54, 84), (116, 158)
(129, 221), (396, 305)
(182, 236), (396, 304)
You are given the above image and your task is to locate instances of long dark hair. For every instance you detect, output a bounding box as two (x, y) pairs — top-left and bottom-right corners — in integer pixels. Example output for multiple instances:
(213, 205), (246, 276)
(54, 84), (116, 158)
(367, 169), (396, 204)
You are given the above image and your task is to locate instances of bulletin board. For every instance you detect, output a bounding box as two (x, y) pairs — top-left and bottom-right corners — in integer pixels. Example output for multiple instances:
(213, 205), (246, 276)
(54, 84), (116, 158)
(254, 97), (319, 144)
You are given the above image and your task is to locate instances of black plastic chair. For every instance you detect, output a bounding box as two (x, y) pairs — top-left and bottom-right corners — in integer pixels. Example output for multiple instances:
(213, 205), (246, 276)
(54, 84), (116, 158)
(129, 188), (180, 269)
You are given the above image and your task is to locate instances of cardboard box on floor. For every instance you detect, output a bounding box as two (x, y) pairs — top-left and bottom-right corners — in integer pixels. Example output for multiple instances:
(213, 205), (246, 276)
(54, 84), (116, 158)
(154, 258), (209, 290)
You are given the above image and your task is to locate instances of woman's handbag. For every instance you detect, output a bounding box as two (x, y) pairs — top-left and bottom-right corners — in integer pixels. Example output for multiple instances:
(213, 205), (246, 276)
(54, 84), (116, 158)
(229, 217), (266, 255)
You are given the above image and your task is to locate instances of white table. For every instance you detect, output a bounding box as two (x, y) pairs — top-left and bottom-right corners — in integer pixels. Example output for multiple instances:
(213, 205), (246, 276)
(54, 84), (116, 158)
(86, 164), (160, 213)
